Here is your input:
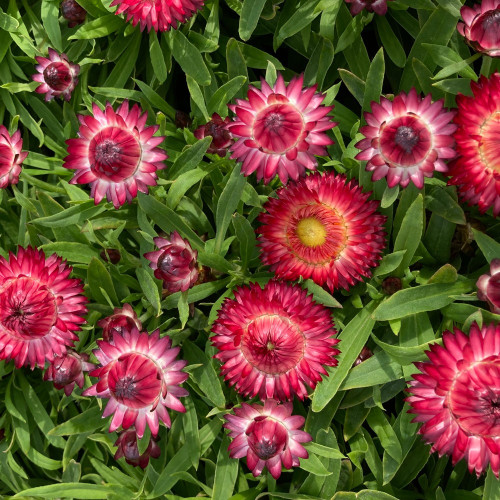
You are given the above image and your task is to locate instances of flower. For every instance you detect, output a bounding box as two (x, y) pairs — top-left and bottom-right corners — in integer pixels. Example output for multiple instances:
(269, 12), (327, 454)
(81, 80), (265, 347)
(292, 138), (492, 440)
(345, 0), (394, 15)
(258, 172), (386, 292)
(211, 281), (339, 401)
(194, 113), (233, 156)
(0, 126), (28, 189)
(83, 327), (188, 438)
(97, 303), (142, 343)
(227, 74), (336, 184)
(114, 428), (161, 468)
(32, 48), (79, 102)
(477, 259), (500, 314)
(144, 232), (199, 293)
(448, 73), (500, 216)
(407, 323), (500, 477)
(458, 0), (500, 57)
(0, 246), (87, 369)
(43, 350), (95, 396)
(353, 346), (373, 367)
(382, 276), (402, 295)
(356, 89), (457, 188)
(110, 0), (205, 32)
(64, 101), (167, 209)
(61, 0), (86, 27)
(224, 399), (312, 479)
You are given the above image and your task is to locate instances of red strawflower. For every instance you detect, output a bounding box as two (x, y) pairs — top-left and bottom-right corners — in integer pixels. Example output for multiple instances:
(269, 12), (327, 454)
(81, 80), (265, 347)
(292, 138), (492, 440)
(83, 327), (188, 438)
(61, 0), (86, 27)
(227, 74), (336, 184)
(144, 232), (199, 293)
(345, 0), (393, 15)
(477, 259), (500, 314)
(407, 323), (500, 477)
(458, 0), (500, 57)
(0, 247), (87, 369)
(224, 399), (312, 479)
(356, 89), (457, 188)
(110, 0), (205, 32)
(97, 303), (142, 343)
(448, 73), (500, 215)
(353, 346), (373, 367)
(114, 428), (161, 468)
(258, 172), (386, 292)
(211, 281), (339, 401)
(194, 113), (233, 156)
(32, 48), (79, 102)
(0, 126), (28, 189)
(64, 101), (167, 209)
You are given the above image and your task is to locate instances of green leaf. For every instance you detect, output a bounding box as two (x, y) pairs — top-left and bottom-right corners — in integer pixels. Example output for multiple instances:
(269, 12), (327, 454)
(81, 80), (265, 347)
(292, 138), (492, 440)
(207, 76), (247, 117)
(472, 228), (500, 263)
(371, 335), (440, 365)
(134, 79), (176, 119)
(212, 435), (239, 500)
(304, 442), (345, 460)
(483, 469), (500, 500)
(376, 15), (406, 68)
(30, 201), (107, 228)
(338, 69), (365, 107)
(69, 15), (124, 39)
(150, 444), (193, 497)
(303, 279), (342, 308)
(149, 31), (168, 83)
(186, 75), (210, 121)
(239, 0), (267, 41)
(232, 212), (258, 269)
(88, 257), (119, 306)
(13, 483), (131, 499)
(136, 268), (161, 316)
(373, 250), (407, 277)
(425, 187), (466, 225)
(171, 30), (211, 86)
(422, 44), (477, 80)
(40, 242), (99, 264)
(304, 37), (335, 89)
(49, 406), (106, 436)
(366, 408), (402, 463)
(363, 48), (385, 112)
(274, 0), (321, 48)
(41, 0), (62, 51)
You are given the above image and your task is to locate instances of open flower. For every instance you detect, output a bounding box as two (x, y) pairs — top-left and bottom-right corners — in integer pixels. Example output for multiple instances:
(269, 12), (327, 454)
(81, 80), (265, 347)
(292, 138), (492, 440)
(345, 0), (394, 15)
(407, 323), (500, 477)
(114, 428), (161, 468)
(228, 74), (336, 184)
(356, 89), (457, 188)
(64, 101), (167, 209)
(258, 172), (386, 292)
(0, 126), (27, 189)
(97, 303), (142, 343)
(477, 259), (500, 314)
(212, 281), (339, 401)
(61, 0), (86, 27)
(224, 400), (311, 479)
(194, 113), (233, 156)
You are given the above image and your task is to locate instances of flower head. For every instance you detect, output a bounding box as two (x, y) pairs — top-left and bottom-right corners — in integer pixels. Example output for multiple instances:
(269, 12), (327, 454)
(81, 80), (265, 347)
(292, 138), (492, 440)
(407, 323), (500, 477)
(0, 126), (28, 189)
(0, 246), (87, 369)
(258, 172), (386, 292)
(61, 0), (86, 27)
(97, 303), (142, 343)
(356, 89), (457, 188)
(211, 281), (339, 401)
(224, 399), (312, 479)
(64, 101), (167, 209)
(194, 113), (233, 156)
(227, 74), (336, 184)
(83, 327), (188, 438)
(345, 0), (393, 15)
(477, 259), (500, 314)
(110, 0), (205, 32)
(114, 428), (161, 468)
(32, 48), (79, 102)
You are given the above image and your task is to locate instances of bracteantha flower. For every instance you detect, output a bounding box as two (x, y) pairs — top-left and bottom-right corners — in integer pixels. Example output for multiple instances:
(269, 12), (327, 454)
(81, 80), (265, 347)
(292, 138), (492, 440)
(61, 0), (86, 27)
(407, 323), (500, 477)
(0, 126), (28, 189)
(211, 281), (339, 401)
(228, 74), (336, 184)
(477, 259), (500, 314)
(345, 0), (394, 15)
(258, 172), (386, 291)
(111, 0), (205, 32)
(0, 246), (87, 369)
(114, 428), (161, 468)
(194, 113), (233, 156)
(448, 73), (500, 215)
(224, 399), (312, 479)
(97, 303), (142, 343)
(356, 89), (457, 188)
(458, 0), (500, 57)
(84, 327), (188, 438)
(64, 101), (167, 209)
(32, 48), (79, 102)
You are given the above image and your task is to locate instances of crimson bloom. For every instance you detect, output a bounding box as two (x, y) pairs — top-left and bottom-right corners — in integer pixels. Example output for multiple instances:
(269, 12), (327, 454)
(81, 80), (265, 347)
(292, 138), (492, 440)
(477, 259), (500, 314)
(345, 0), (393, 15)
(114, 428), (161, 468)
(407, 323), (500, 477)
(258, 172), (386, 292)
(211, 281), (339, 401)
(61, 0), (86, 27)
(194, 113), (233, 156)
(0, 247), (87, 369)
(356, 89), (457, 188)
(97, 303), (142, 343)
(224, 400), (311, 479)
(84, 327), (188, 438)
(0, 126), (28, 189)
(228, 74), (336, 184)
(64, 101), (167, 209)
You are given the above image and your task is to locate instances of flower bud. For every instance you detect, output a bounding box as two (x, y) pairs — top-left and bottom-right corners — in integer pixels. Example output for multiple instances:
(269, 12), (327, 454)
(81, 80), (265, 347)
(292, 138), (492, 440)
(353, 346), (373, 367)
(477, 259), (500, 314)
(382, 276), (402, 295)
(61, 0), (86, 27)
(100, 248), (121, 264)
(97, 303), (142, 343)
(194, 113), (233, 156)
(114, 428), (160, 468)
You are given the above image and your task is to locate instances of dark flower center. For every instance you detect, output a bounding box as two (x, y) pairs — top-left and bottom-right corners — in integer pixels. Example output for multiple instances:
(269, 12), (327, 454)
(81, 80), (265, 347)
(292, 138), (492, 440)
(247, 416), (288, 460)
(481, 10), (500, 30)
(94, 140), (121, 166)
(394, 126), (420, 153)
(43, 62), (72, 92)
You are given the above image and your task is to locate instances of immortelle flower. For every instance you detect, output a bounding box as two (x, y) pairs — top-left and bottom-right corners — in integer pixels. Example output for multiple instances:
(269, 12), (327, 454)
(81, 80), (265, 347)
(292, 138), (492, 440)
(224, 399), (311, 479)
(114, 428), (161, 468)
(407, 323), (500, 477)
(32, 48), (79, 102)
(345, 0), (393, 15)
(144, 232), (199, 293)
(194, 113), (233, 156)
(83, 327), (188, 438)
(211, 281), (339, 401)
(0, 246), (87, 369)
(448, 73), (500, 216)
(258, 172), (386, 291)
(356, 89), (457, 188)
(0, 126), (28, 189)
(227, 74), (336, 184)
(97, 303), (142, 343)
(64, 101), (167, 209)
(111, 0), (205, 32)
(61, 0), (86, 27)
(458, 0), (500, 57)
(43, 350), (95, 396)
(476, 259), (500, 314)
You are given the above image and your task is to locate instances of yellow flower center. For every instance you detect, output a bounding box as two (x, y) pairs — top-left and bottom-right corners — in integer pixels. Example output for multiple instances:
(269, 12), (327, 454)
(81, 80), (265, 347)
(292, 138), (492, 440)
(296, 217), (327, 247)
(479, 112), (500, 173)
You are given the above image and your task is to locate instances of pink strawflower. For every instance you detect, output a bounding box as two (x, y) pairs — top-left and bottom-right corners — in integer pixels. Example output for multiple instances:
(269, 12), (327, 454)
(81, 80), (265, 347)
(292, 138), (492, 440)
(64, 101), (167, 209)
(97, 303), (142, 343)
(194, 113), (233, 156)
(83, 327), (188, 438)
(61, 0), (86, 27)
(227, 74), (336, 184)
(477, 259), (500, 314)
(407, 323), (500, 477)
(114, 428), (161, 468)
(0, 246), (87, 369)
(211, 281), (339, 401)
(224, 399), (312, 479)
(345, 0), (394, 15)
(0, 126), (28, 189)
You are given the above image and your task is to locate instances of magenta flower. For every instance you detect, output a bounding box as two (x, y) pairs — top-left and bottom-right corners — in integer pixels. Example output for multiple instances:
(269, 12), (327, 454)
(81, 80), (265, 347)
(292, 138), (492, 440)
(61, 0), (86, 27)
(345, 0), (394, 15)
(477, 259), (500, 314)
(114, 428), (161, 468)
(97, 303), (142, 343)
(0, 126), (28, 189)
(194, 113), (233, 156)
